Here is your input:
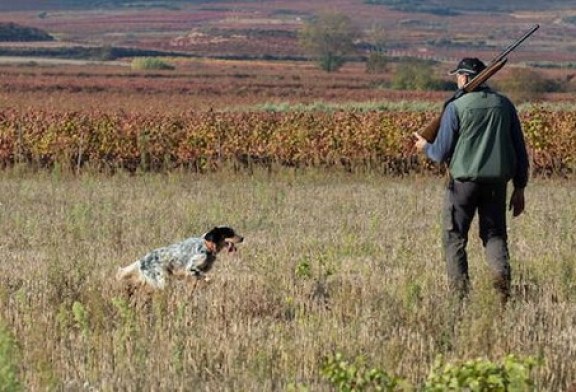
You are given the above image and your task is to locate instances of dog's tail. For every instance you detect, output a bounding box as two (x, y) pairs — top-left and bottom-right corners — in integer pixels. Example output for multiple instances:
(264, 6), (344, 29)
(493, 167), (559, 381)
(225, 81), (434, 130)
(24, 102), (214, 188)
(116, 261), (141, 283)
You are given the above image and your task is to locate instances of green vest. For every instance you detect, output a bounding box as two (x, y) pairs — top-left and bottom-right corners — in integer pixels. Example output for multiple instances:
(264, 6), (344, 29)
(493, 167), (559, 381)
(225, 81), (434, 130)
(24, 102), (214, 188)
(450, 89), (517, 182)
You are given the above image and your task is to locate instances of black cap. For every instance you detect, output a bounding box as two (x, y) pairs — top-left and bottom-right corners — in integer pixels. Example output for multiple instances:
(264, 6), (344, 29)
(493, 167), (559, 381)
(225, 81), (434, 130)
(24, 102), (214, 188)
(448, 57), (486, 76)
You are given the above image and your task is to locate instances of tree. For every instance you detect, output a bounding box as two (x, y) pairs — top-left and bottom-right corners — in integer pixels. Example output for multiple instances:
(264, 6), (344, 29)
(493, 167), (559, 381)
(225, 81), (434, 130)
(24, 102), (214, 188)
(299, 12), (360, 72)
(391, 61), (444, 91)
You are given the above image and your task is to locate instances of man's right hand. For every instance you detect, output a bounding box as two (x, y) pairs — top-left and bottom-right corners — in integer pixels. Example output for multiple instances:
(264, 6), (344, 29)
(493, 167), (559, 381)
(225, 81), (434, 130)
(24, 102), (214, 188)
(413, 132), (428, 153)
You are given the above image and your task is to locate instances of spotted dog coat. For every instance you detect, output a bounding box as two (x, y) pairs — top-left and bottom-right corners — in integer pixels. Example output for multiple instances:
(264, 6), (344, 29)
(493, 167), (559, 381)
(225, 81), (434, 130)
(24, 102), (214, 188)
(138, 237), (214, 288)
(116, 226), (243, 290)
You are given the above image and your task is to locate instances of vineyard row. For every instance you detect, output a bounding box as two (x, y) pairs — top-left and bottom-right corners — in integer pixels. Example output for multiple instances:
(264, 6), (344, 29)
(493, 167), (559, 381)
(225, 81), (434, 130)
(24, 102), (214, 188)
(0, 107), (573, 175)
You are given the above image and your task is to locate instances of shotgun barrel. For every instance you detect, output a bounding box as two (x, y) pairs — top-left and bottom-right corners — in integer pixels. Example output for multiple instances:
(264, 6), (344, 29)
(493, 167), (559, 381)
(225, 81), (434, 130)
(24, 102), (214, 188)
(418, 24), (539, 143)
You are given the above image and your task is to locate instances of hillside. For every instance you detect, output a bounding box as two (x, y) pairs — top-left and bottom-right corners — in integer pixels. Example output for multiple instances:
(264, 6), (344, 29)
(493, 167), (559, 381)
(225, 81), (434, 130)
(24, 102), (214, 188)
(0, 0), (573, 65)
(367, 0), (576, 12)
(2, 0), (576, 12)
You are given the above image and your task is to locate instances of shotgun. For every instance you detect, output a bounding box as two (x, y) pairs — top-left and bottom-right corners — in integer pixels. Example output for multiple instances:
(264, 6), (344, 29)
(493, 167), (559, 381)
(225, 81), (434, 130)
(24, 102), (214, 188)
(418, 24), (540, 143)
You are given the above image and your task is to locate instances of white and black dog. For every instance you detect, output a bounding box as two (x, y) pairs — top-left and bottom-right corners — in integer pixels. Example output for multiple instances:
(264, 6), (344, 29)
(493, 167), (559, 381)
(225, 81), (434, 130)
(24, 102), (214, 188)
(116, 226), (243, 290)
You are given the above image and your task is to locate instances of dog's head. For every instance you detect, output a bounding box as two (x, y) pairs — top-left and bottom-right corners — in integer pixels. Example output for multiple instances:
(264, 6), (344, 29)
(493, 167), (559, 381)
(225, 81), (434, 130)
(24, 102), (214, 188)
(203, 226), (244, 253)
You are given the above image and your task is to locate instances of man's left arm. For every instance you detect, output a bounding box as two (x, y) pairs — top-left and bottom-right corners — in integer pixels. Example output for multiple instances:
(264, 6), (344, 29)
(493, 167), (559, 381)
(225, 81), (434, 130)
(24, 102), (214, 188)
(510, 106), (529, 189)
(509, 105), (529, 217)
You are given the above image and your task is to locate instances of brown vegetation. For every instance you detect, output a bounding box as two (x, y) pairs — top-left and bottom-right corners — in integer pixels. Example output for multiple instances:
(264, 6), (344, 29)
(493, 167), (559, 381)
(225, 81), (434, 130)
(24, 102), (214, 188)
(0, 60), (451, 112)
(0, 106), (574, 176)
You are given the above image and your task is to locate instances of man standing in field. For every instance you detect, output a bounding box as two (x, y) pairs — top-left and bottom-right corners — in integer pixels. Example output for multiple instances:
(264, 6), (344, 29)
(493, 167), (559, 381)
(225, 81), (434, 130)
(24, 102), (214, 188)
(413, 57), (529, 303)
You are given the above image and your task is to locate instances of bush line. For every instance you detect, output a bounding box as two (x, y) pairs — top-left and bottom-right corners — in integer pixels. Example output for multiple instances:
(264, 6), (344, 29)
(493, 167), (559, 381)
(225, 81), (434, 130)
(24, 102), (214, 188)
(0, 107), (573, 175)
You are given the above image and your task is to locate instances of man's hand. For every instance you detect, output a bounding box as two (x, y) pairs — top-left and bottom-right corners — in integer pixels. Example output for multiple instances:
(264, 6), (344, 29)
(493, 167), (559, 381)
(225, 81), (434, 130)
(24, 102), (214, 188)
(509, 188), (525, 217)
(413, 132), (428, 153)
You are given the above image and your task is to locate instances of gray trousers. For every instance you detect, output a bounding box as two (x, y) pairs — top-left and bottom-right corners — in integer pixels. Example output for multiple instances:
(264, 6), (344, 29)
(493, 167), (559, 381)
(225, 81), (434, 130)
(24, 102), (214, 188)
(443, 179), (511, 299)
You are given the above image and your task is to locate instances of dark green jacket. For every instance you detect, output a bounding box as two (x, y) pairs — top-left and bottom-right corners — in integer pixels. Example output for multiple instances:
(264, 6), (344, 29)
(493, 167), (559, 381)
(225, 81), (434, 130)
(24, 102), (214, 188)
(449, 89), (518, 183)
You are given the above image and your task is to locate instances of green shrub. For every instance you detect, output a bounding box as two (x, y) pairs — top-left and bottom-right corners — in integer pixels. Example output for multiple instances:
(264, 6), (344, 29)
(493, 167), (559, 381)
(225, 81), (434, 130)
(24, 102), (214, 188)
(391, 62), (447, 91)
(322, 353), (539, 391)
(131, 57), (175, 71)
(494, 68), (558, 103)
(424, 355), (540, 391)
(0, 322), (22, 392)
(321, 353), (405, 391)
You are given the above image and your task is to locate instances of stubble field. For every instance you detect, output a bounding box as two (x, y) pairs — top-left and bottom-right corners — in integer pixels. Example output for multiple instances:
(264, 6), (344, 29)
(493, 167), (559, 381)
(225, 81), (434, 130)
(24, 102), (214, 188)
(1, 168), (576, 390)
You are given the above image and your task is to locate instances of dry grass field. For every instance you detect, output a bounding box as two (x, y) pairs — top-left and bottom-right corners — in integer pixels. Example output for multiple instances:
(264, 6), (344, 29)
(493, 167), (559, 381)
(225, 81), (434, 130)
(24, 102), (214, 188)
(1, 168), (575, 390)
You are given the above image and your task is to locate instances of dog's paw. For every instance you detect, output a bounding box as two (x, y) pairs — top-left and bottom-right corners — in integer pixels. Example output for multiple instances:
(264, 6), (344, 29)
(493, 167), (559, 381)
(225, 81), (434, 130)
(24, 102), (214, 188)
(203, 276), (212, 283)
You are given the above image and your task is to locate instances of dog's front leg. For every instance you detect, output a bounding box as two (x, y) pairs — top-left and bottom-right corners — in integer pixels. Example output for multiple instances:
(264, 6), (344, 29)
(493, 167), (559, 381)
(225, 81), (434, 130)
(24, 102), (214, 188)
(191, 269), (212, 283)
(185, 272), (210, 293)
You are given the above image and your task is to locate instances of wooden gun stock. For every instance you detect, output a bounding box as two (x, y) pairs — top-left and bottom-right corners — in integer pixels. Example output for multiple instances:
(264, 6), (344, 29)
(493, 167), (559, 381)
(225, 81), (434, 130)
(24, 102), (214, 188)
(419, 116), (442, 143)
(418, 24), (539, 143)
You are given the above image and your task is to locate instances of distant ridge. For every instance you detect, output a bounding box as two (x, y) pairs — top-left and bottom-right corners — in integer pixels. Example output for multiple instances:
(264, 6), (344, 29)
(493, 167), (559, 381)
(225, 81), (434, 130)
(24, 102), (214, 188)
(2, 0), (576, 12)
(365, 0), (576, 12)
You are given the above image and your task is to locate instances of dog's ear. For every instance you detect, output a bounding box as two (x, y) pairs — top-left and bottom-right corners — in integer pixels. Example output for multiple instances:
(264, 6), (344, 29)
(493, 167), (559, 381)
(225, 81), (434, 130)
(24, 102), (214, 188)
(204, 227), (223, 244)
(204, 226), (218, 237)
